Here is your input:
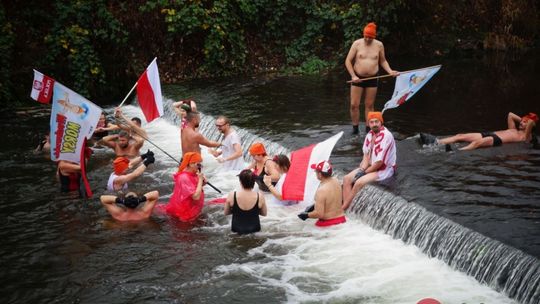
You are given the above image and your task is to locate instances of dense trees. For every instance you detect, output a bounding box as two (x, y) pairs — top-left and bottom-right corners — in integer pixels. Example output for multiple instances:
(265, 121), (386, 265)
(1, 0), (537, 106)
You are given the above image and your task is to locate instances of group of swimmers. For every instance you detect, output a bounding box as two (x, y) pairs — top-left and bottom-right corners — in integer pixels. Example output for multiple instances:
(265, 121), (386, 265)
(35, 90), (538, 236)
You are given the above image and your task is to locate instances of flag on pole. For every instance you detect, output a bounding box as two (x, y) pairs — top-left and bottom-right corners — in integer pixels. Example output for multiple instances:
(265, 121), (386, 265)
(30, 69), (55, 104)
(382, 65), (441, 113)
(281, 132), (343, 203)
(136, 57), (163, 122)
(50, 82), (102, 163)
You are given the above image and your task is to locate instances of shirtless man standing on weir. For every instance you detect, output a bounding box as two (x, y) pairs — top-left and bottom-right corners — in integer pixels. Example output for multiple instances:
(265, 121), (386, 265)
(181, 111), (221, 155)
(345, 22), (398, 134)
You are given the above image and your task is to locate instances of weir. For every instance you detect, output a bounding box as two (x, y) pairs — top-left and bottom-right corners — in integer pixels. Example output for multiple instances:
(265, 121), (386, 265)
(348, 185), (540, 304)
(157, 99), (539, 303)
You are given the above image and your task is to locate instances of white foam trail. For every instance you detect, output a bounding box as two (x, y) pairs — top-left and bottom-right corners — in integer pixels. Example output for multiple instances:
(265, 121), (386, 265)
(121, 105), (516, 304)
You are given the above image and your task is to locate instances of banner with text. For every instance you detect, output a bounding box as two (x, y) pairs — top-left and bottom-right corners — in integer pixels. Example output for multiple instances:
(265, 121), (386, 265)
(49, 82), (102, 163)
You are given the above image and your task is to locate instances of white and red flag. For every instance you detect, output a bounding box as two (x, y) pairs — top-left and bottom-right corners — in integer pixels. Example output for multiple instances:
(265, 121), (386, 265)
(136, 57), (163, 123)
(30, 69), (55, 104)
(382, 65), (441, 113)
(281, 132), (343, 203)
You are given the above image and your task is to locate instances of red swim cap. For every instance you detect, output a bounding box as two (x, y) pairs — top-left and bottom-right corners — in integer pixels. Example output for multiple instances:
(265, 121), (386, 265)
(113, 157), (130, 175)
(249, 142), (266, 156)
(367, 111), (384, 123)
(417, 298), (441, 304)
(522, 112), (539, 123)
(178, 152), (203, 172)
(363, 22), (377, 38)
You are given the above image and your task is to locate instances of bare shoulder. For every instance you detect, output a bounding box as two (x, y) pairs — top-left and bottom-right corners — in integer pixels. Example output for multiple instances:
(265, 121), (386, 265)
(375, 39), (384, 49)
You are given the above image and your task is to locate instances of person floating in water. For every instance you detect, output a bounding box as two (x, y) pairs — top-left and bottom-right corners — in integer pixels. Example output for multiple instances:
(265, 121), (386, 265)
(297, 161), (346, 227)
(420, 112), (538, 150)
(100, 190), (159, 221)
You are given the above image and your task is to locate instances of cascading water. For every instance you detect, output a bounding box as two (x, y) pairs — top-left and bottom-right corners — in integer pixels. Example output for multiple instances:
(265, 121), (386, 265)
(348, 185), (540, 304)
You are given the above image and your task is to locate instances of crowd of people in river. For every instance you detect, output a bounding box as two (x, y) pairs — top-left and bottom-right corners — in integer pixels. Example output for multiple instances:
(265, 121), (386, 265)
(35, 22), (538, 237)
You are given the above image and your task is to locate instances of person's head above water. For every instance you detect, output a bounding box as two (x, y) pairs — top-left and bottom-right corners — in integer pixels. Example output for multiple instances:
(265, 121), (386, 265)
(237, 169), (256, 189)
(115, 192), (147, 209)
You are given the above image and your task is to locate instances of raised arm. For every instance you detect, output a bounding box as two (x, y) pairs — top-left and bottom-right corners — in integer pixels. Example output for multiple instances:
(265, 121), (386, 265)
(99, 134), (118, 149)
(115, 108), (148, 139)
(172, 101), (183, 116)
(114, 162), (148, 187)
(192, 171), (204, 200)
(507, 112), (521, 130)
(100, 195), (117, 206)
(140, 190), (159, 214)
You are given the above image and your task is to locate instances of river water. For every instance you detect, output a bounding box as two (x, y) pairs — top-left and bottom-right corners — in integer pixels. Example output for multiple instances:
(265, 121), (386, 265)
(1, 51), (539, 303)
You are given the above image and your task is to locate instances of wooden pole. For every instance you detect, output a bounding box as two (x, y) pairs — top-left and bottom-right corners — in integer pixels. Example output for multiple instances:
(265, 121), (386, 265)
(346, 64), (442, 84)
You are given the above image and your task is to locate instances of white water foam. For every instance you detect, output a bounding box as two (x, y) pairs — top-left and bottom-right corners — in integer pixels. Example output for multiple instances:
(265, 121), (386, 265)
(121, 105), (516, 303)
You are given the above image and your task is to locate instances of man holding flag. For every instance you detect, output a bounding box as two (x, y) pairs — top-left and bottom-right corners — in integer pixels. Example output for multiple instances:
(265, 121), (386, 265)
(38, 77), (102, 198)
(345, 22), (398, 135)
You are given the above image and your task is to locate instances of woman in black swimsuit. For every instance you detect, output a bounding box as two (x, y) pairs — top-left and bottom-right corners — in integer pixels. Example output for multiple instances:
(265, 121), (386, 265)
(224, 169), (267, 234)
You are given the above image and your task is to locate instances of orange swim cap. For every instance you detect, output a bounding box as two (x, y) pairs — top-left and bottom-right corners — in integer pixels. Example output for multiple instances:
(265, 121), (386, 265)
(178, 152), (203, 172)
(113, 157), (130, 174)
(522, 112), (539, 123)
(367, 111), (384, 123)
(363, 22), (377, 38)
(249, 142), (266, 156)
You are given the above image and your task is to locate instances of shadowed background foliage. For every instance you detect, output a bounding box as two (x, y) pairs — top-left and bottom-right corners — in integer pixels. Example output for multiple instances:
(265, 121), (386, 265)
(0, 0), (538, 106)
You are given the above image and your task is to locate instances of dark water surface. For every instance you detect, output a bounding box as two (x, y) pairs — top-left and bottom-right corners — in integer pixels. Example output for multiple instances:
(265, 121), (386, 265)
(1, 51), (539, 303)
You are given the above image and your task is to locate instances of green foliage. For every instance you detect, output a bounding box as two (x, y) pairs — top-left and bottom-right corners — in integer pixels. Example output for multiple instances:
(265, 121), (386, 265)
(139, 0), (403, 76)
(283, 56), (333, 75)
(44, 0), (128, 97)
(0, 0), (537, 102)
(0, 4), (15, 102)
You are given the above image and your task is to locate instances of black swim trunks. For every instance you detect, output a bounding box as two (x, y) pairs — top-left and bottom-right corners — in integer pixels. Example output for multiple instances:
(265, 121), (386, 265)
(352, 75), (378, 88)
(481, 132), (503, 147)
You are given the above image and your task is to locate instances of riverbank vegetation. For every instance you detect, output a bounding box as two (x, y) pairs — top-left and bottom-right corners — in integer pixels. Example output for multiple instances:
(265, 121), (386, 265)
(1, 0), (538, 106)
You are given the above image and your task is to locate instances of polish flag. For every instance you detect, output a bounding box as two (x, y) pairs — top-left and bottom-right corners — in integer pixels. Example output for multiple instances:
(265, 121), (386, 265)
(136, 58), (163, 122)
(282, 132), (343, 203)
(30, 69), (55, 104)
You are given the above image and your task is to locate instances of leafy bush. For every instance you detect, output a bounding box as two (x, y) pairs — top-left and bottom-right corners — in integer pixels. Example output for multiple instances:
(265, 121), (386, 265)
(44, 0), (128, 97)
